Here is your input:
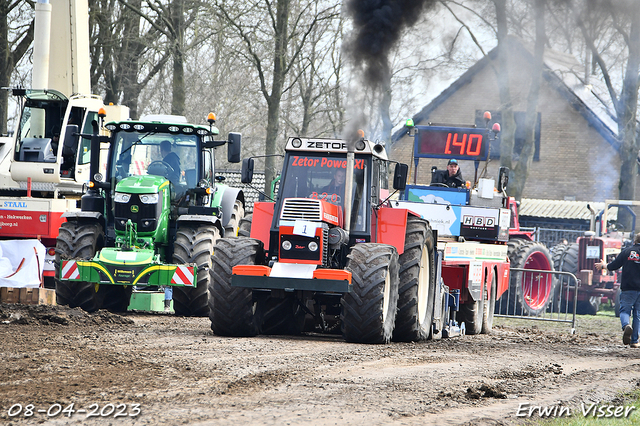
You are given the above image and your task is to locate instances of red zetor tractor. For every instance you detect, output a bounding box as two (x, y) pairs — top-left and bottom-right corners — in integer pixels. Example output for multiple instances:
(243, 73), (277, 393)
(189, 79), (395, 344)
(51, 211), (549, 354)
(551, 200), (639, 315)
(209, 135), (460, 344)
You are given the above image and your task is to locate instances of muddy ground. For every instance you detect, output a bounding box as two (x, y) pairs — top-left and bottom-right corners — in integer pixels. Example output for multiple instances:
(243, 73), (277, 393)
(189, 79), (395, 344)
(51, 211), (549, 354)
(1, 303), (639, 426)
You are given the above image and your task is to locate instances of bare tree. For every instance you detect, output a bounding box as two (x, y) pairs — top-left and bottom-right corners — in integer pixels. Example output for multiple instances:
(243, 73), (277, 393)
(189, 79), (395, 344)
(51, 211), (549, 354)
(508, 0), (546, 200)
(90, 0), (207, 117)
(212, 0), (340, 193)
(571, 0), (640, 211)
(491, 0), (518, 187)
(0, 0), (33, 135)
(282, 10), (345, 138)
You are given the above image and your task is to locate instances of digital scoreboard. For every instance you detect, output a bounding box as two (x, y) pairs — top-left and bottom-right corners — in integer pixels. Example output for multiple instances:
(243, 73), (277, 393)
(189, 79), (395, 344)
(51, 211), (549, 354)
(413, 126), (489, 161)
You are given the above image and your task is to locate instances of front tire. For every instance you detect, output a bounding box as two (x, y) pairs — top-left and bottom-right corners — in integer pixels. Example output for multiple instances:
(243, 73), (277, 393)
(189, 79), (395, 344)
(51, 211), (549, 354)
(209, 237), (262, 336)
(101, 286), (133, 312)
(238, 214), (253, 237)
(342, 243), (399, 344)
(393, 216), (436, 342)
(55, 222), (104, 313)
(481, 275), (497, 334)
(259, 295), (305, 335)
(172, 224), (219, 317)
(577, 296), (601, 316)
(460, 282), (485, 335)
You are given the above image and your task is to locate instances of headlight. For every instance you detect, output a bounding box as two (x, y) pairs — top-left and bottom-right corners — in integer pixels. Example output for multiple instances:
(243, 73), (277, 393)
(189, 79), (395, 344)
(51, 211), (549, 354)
(139, 194), (159, 204)
(308, 241), (318, 252)
(282, 240), (292, 250)
(114, 192), (131, 203)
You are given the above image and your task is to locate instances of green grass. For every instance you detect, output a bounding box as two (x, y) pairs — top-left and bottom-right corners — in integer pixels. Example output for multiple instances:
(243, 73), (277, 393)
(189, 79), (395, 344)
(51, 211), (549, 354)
(524, 390), (640, 425)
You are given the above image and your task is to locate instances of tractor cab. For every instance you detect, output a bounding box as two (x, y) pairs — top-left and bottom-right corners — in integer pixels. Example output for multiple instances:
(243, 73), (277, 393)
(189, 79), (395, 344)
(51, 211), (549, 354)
(243, 136), (408, 267)
(95, 115), (241, 248)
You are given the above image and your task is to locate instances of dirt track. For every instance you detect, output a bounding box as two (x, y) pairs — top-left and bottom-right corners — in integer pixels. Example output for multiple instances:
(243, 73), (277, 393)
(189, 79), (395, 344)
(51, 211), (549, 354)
(1, 303), (640, 426)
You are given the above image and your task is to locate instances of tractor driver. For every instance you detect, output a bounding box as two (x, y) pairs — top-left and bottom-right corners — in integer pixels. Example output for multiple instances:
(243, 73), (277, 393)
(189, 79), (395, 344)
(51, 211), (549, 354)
(321, 168), (346, 201)
(431, 158), (465, 188)
(160, 140), (181, 184)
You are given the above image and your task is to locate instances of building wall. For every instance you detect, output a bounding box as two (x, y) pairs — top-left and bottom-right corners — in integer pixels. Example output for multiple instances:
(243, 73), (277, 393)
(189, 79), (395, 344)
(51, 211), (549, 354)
(390, 46), (639, 203)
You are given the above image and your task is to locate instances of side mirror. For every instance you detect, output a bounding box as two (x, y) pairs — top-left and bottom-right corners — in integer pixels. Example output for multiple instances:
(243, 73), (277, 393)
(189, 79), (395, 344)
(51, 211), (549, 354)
(241, 158), (254, 183)
(227, 132), (241, 163)
(393, 163), (408, 191)
(498, 166), (509, 192)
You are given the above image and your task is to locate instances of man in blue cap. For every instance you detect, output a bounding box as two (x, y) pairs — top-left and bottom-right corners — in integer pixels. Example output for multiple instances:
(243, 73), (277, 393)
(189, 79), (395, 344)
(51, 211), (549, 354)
(431, 159), (465, 188)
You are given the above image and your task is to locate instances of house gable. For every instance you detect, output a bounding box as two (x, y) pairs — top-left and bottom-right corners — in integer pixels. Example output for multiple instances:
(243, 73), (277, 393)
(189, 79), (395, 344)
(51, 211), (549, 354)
(390, 37), (627, 202)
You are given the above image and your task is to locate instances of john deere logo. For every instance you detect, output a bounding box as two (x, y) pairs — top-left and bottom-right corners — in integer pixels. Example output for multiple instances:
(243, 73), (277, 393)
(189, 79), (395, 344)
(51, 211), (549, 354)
(131, 205), (139, 213)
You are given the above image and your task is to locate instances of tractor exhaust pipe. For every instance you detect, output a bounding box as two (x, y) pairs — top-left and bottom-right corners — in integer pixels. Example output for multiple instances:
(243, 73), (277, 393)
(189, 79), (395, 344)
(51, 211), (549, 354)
(586, 203), (596, 233)
(344, 130), (364, 234)
(344, 152), (355, 234)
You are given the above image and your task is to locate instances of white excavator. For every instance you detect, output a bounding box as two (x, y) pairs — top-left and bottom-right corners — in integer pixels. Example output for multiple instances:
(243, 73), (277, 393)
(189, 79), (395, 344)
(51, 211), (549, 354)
(0, 0), (128, 289)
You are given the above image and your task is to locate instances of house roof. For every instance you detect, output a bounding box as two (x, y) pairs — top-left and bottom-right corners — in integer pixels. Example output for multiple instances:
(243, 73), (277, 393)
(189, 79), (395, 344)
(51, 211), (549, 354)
(391, 37), (620, 149)
(519, 198), (617, 221)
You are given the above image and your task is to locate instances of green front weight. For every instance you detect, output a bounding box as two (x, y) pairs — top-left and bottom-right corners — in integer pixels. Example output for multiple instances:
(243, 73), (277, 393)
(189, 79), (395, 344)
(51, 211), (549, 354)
(60, 256), (197, 287)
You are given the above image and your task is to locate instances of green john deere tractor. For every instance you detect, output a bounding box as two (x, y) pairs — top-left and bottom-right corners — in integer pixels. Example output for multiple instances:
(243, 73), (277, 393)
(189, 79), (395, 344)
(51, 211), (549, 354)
(55, 114), (244, 316)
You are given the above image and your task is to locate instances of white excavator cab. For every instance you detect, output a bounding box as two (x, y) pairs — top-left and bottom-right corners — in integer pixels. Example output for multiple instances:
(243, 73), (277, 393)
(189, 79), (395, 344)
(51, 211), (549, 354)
(8, 89), (126, 196)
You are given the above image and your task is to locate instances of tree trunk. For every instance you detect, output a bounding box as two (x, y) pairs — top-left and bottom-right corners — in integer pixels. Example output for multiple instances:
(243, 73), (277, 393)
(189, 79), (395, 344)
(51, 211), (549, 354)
(119, 0), (142, 119)
(511, 0), (545, 201)
(493, 0), (516, 191)
(264, 0), (290, 196)
(615, 3), (640, 228)
(0, 1), (33, 135)
(171, 0), (185, 116)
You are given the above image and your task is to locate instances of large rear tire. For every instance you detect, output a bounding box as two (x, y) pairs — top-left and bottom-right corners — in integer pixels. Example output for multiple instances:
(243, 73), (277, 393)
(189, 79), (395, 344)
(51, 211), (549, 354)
(550, 243), (572, 313)
(342, 243), (399, 344)
(393, 216), (436, 342)
(209, 237), (262, 336)
(55, 222), (104, 313)
(504, 239), (555, 315)
(224, 199), (245, 237)
(172, 224), (219, 317)
(550, 243), (600, 314)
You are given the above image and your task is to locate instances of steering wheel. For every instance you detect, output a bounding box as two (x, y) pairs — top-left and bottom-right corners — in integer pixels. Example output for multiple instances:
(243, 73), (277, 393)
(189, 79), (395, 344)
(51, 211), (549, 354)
(430, 183), (449, 188)
(147, 161), (175, 179)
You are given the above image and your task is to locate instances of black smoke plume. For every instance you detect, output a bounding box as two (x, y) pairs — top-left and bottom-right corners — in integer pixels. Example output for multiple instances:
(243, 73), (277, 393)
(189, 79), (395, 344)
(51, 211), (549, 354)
(345, 0), (437, 88)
